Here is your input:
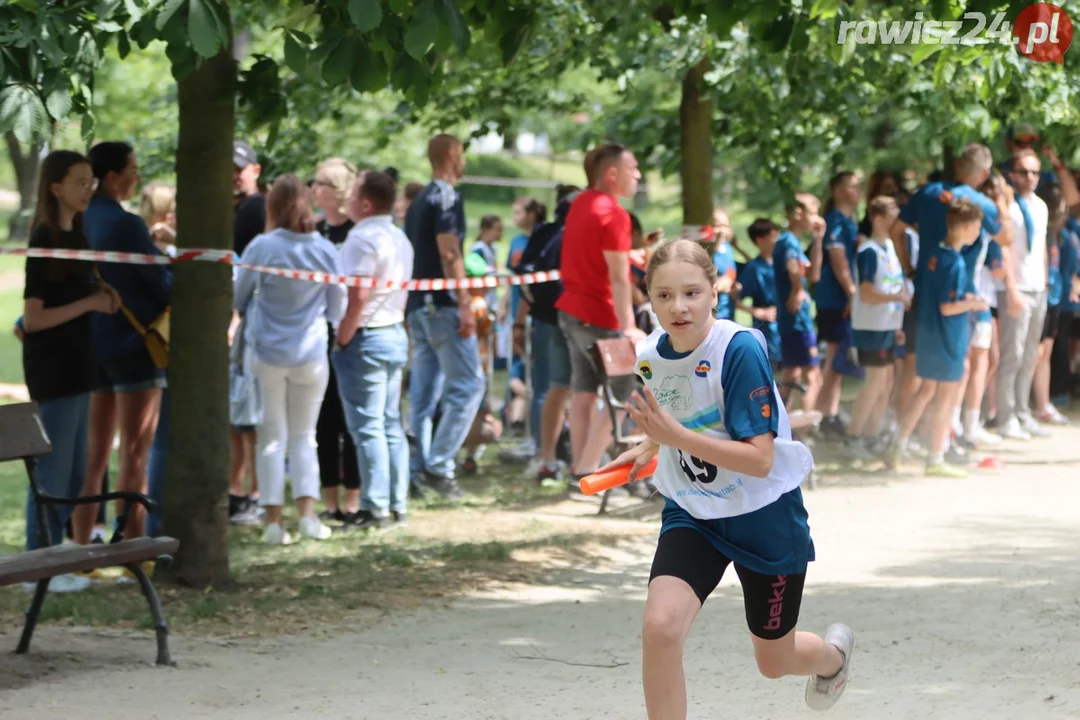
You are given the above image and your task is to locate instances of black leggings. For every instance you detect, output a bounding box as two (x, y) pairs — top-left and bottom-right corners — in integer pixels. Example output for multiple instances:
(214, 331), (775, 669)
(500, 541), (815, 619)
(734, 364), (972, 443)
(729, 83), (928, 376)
(317, 357), (360, 490)
(1050, 309), (1076, 398)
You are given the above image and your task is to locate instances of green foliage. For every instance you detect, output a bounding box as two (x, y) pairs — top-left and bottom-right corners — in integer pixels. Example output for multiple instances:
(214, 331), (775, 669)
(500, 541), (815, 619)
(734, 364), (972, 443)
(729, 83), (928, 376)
(458, 153), (525, 204)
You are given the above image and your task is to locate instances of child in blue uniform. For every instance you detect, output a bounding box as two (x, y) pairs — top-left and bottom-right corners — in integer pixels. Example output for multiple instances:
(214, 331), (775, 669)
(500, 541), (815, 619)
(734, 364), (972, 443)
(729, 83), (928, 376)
(737, 218), (782, 367)
(599, 239), (854, 718)
(886, 198), (990, 476)
(816, 172), (862, 435)
(773, 193), (826, 413)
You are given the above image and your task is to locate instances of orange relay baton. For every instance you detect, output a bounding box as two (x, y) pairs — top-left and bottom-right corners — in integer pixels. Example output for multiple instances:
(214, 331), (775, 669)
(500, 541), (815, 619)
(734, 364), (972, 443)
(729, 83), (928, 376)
(578, 455), (659, 495)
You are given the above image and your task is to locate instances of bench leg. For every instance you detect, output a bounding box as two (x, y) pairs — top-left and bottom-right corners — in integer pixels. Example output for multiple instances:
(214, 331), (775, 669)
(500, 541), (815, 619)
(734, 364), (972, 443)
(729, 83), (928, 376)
(127, 564), (174, 667)
(598, 489), (610, 515)
(15, 578), (50, 655)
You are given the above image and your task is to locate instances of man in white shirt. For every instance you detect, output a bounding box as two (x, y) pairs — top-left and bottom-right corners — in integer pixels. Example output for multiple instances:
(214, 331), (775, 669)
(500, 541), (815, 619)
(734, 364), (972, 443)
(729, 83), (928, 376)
(997, 149), (1050, 440)
(332, 171), (415, 530)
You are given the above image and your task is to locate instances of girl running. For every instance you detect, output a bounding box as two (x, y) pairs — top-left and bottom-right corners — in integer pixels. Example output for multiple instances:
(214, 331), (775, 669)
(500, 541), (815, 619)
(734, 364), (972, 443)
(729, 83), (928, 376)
(598, 239), (853, 718)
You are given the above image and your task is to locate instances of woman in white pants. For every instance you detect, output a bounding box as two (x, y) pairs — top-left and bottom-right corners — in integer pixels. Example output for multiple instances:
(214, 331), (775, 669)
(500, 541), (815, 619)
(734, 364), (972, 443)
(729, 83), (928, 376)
(234, 175), (346, 545)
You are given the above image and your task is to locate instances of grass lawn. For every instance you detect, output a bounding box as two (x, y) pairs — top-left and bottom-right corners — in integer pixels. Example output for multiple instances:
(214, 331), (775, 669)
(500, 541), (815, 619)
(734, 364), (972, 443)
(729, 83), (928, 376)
(0, 450), (642, 639)
(0, 253), (24, 387)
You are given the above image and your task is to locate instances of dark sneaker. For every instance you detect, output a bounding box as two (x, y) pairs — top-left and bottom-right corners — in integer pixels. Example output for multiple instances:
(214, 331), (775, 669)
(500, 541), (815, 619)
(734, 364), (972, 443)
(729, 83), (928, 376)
(391, 511), (408, 528)
(821, 416), (848, 439)
(534, 463), (560, 483)
(945, 445), (970, 466)
(345, 510), (391, 531)
(461, 457), (479, 475)
(418, 470), (465, 499)
(319, 509), (346, 523)
(409, 478), (427, 499)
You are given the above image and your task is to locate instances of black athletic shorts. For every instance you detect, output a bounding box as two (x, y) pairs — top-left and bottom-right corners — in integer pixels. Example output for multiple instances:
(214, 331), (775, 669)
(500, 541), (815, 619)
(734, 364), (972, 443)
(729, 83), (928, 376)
(816, 308), (848, 344)
(857, 347), (895, 367)
(1043, 304), (1061, 341)
(649, 527), (806, 640)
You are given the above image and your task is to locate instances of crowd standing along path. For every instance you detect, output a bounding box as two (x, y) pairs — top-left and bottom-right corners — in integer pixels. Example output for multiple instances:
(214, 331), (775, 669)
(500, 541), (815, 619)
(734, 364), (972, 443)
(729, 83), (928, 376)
(2, 425), (1080, 719)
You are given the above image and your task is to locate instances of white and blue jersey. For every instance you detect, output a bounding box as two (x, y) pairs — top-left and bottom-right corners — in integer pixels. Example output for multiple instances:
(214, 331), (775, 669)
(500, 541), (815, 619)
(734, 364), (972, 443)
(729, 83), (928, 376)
(635, 321), (815, 575)
(852, 238), (904, 351)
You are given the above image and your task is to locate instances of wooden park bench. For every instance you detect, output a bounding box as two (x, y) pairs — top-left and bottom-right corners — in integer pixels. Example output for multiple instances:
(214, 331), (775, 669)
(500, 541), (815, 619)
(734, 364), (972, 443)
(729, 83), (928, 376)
(0, 402), (179, 666)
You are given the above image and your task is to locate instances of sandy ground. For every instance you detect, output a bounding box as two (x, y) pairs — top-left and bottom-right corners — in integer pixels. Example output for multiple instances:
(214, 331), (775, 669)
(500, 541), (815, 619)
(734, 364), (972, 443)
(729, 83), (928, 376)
(3, 428), (1080, 719)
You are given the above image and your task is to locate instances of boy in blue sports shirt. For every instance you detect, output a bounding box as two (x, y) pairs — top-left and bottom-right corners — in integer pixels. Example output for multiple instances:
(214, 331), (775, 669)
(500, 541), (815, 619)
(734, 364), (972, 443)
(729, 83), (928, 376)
(889, 144), (1010, 420)
(738, 218), (782, 367)
(816, 171), (862, 436)
(773, 193), (826, 413)
(886, 199), (990, 477)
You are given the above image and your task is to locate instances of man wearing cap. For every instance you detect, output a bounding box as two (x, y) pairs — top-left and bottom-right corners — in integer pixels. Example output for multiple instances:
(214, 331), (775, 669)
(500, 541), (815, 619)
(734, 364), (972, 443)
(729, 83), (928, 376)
(233, 140), (265, 256)
(229, 139), (266, 525)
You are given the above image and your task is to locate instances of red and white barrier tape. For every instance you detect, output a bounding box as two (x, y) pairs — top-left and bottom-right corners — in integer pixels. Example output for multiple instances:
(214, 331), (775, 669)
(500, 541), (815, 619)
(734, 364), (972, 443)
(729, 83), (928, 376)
(0, 246), (560, 290)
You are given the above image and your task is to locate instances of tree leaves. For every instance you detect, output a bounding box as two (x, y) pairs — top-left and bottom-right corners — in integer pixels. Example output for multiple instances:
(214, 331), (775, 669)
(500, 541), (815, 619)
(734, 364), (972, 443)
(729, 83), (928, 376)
(156, 0), (187, 31)
(404, 0), (439, 59)
(0, 84), (48, 143)
(323, 35), (357, 86)
(45, 86), (71, 119)
(348, 0), (383, 33)
(435, 0), (470, 52)
(189, 0), (229, 58)
(283, 31), (308, 73)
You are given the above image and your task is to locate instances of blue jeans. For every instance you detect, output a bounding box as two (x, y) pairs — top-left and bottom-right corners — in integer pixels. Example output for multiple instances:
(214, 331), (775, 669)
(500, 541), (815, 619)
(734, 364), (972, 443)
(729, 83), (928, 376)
(406, 307), (485, 479)
(26, 394), (90, 550)
(333, 324), (410, 515)
(146, 388), (168, 537)
(529, 320), (554, 448)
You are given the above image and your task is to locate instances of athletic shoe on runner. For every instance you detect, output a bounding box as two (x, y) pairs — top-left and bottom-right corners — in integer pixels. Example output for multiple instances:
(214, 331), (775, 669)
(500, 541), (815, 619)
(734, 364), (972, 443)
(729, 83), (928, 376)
(805, 623), (855, 711)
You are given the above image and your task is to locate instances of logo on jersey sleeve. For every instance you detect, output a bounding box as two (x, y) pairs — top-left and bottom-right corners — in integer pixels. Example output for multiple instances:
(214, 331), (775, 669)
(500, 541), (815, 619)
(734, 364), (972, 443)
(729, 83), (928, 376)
(638, 361), (653, 380)
(938, 189), (955, 204)
(694, 360), (711, 378)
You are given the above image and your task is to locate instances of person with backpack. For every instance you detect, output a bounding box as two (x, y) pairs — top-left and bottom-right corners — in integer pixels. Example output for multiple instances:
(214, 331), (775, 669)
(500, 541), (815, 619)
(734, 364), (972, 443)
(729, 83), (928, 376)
(511, 183), (581, 482)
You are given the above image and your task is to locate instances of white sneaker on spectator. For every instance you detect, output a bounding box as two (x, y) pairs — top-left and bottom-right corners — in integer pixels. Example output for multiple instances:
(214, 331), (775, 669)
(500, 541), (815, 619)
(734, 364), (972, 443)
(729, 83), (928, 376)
(298, 516), (332, 541)
(1037, 406), (1070, 426)
(22, 573), (92, 593)
(999, 418), (1031, 441)
(1019, 414), (1051, 437)
(968, 425), (1002, 446)
(262, 523), (292, 546)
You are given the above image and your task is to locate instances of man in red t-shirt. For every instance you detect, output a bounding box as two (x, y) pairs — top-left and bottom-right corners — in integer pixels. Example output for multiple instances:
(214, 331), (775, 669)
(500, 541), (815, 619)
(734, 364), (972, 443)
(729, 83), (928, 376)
(556, 143), (645, 487)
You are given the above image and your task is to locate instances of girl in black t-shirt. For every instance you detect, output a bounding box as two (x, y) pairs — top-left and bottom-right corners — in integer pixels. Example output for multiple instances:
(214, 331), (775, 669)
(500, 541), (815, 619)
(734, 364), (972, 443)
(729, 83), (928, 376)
(21, 151), (120, 574)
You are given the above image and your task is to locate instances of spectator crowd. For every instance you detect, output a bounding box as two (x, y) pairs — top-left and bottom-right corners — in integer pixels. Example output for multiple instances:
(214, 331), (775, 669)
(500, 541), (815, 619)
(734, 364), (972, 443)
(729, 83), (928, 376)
(13, 125), (1080, 593)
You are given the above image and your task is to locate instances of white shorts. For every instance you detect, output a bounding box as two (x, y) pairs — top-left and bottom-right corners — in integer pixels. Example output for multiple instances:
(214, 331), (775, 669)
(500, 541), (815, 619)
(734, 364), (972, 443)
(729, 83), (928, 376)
(971, 320), (992, 351)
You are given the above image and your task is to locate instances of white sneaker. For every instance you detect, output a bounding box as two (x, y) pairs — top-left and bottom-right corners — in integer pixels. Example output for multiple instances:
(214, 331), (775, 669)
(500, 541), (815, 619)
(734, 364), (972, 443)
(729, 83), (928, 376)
(22, 573), (93, 594)
(298, 516), (332, 541)
(1019, 415), (1051, 437)
(999, 418), (1031, 441)
(968, 425), (1002, 446)
(1038, 406), (1070, 425)
(805, 623), (855, 711)
(262, 522), (293, 546)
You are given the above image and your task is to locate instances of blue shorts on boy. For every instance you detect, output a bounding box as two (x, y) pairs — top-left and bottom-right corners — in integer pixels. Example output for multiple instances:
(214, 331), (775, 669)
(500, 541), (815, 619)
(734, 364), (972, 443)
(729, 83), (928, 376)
(713, 242), (737, 320)
(915, 245), (969, 382)
(772, 231), (818, 367)
(634, 321), (815, 576)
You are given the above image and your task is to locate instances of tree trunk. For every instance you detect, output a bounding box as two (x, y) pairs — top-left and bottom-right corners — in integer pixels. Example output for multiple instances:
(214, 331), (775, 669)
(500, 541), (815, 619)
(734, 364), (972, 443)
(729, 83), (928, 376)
(4, 131), (43, 242)
(942, 143), (956, 182)
(161, 47), (236, 589)
(680, 58), (713, 232)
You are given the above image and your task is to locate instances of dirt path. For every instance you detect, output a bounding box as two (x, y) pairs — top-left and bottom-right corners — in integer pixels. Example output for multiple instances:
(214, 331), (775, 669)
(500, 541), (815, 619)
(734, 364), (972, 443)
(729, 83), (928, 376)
(3, 428), (1080, 719)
